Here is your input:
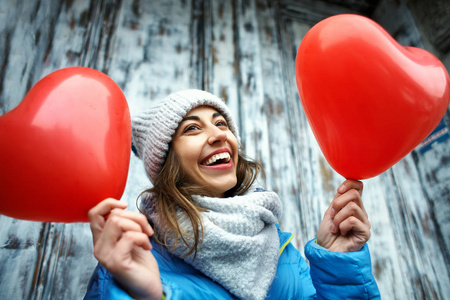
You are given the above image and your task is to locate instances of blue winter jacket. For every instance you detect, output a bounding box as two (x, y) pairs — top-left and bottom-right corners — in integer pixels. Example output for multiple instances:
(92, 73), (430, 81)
(84, 225), (380, 299)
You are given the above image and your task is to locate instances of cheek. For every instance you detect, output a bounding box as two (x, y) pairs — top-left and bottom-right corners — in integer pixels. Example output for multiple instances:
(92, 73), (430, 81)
(178, 151), (197, 172)
(229, 135), (239, 159)
(174, 141), (201, 175)
(185, 142), (202, 163)
(227, 132), (238, 147)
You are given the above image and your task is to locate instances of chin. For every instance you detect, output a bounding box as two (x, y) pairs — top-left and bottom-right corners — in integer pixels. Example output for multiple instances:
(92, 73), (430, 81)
(219, 182), (238, 196)
(206, 180), (237, 197)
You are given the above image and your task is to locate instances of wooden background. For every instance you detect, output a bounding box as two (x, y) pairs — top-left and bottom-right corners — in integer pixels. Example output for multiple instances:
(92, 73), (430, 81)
(1, 0), (449, 299)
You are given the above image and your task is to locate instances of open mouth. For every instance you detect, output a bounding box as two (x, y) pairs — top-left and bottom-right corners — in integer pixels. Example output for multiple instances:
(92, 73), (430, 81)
(201, 152), (231, 166)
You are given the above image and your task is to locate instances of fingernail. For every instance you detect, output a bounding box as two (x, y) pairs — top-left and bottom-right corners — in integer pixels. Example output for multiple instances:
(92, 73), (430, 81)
(338, 183), (346, 193)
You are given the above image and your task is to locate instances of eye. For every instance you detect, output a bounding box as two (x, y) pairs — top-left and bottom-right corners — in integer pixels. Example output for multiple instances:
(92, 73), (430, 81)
(183, 124), (200, 133)
(215, 119), (228, 128)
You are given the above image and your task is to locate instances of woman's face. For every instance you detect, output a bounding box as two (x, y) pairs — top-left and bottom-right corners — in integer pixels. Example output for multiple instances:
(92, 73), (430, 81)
(172, 106), (239, 197)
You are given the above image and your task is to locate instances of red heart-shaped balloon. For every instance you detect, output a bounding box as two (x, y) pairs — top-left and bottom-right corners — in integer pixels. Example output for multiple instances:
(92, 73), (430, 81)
(0, 67), (131, 222)
(295, 14), (450, 180)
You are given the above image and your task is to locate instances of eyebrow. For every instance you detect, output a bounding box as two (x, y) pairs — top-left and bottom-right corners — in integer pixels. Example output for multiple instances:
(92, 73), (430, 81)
(181, 115), (200, 122)
(180, 112), (223, 123)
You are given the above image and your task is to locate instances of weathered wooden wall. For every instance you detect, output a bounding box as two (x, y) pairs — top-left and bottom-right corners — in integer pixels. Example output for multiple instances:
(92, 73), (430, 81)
(0, 0), (449, 299)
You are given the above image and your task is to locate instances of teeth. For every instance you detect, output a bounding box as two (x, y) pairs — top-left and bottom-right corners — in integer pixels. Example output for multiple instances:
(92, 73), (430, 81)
(205, 152), (231, 165)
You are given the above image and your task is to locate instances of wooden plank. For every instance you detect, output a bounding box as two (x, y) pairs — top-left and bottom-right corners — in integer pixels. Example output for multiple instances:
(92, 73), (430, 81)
(250, 0), (306, 246)
(414, 140), (450, 266)
(388, 158), (449, 299)
(106, 0), (198, 115)
(0, 218), (45, 299)
(0, 0), (122, 298)
(277, 15), (324, 249)
(230, 0), (273, 177)
(203, 1), (241, 119)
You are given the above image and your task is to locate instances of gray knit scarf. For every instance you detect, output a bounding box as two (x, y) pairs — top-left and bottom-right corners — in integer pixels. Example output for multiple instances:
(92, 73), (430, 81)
(143, 187), (282, 300)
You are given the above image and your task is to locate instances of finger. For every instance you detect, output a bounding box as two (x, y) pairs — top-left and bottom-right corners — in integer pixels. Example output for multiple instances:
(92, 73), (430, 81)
(88, 198), (128, 221)
(105, 232), (152, 272)
(109, 209), (154, 236)
(94, 218), (147, 260)
(99, 231), (152, 278)
(98, 231), (151, 272)
(88, 198), (128, 229)
(330, 189), (366, 219)
(337, 179), (363, 196)
(120, 231), (153, 252)
(331, 201), (370, 233)
(338, 216), (371, 241)
(100, 215), (149, 247)
(89, 199), (128, 242)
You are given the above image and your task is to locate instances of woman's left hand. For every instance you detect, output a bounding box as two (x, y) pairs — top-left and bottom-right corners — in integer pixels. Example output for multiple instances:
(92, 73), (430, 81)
(316, 179), (371, 252)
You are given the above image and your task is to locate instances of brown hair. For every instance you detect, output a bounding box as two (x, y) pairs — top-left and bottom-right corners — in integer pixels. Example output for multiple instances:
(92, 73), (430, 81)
(138, 146), (263, 258)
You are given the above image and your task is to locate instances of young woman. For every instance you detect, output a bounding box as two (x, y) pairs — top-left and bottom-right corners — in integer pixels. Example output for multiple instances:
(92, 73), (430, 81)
(84, 89), (380, 300)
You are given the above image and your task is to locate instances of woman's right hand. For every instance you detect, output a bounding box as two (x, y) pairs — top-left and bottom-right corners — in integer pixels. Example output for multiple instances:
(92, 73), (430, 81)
(88, 199), (163, 300)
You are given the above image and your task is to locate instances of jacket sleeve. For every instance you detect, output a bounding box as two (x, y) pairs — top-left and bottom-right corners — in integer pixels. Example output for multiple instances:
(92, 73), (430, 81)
(84, 263), (180, 300)
(83, 263), (134, 300)
(304, 239), (381, 299)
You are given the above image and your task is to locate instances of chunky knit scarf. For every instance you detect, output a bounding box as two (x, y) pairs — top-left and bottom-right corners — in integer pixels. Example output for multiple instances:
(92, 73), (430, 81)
(143, 187), (282, 300)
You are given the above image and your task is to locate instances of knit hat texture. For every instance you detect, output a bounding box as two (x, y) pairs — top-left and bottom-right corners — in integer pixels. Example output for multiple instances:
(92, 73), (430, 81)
(132, 89), (240, 184)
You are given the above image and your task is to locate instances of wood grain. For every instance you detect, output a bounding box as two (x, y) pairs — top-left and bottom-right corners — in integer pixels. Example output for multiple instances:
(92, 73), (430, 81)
(0, 0), (449, 299)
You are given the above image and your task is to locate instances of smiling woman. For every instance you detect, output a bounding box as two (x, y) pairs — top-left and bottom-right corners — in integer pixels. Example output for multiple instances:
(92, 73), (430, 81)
(172, 107), (239, 197)
(84, 89), (380, 300)
(130, 91), (262, 261)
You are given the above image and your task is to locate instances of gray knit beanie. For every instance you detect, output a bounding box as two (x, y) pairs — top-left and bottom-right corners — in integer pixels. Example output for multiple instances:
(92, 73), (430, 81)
(132, 89), (240, 184)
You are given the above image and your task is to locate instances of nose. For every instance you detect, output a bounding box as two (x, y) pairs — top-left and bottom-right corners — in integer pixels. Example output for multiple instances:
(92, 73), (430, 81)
(207, 125), (228, 145)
